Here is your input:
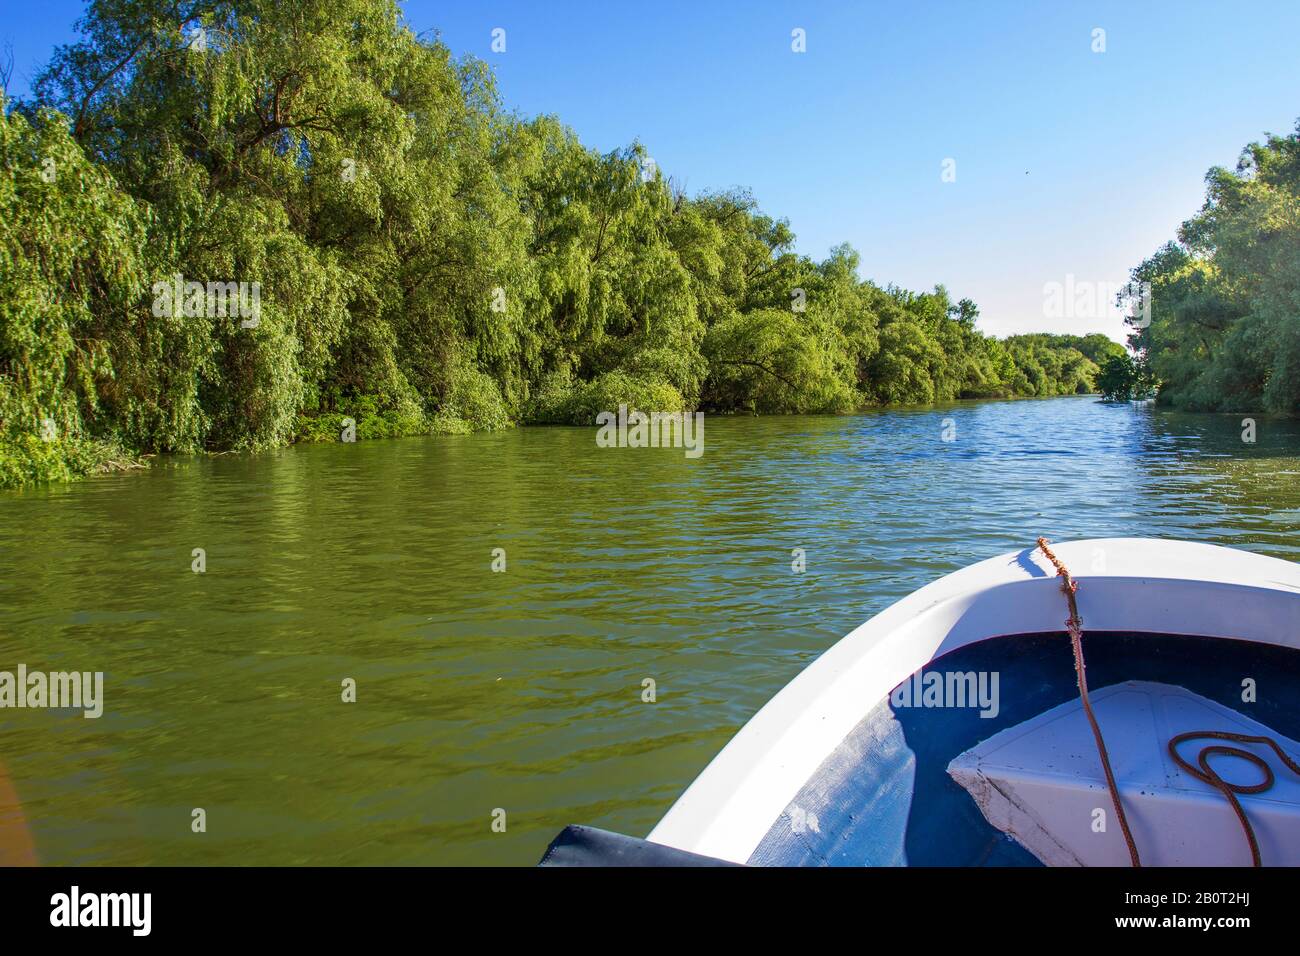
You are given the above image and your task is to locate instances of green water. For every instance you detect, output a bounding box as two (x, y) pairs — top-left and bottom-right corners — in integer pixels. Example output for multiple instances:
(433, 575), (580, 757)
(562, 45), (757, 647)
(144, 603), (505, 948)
(1, 396), (1298, 865)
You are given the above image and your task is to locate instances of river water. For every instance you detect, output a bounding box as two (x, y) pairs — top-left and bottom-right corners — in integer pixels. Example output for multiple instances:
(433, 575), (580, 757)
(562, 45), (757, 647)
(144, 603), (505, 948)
(1, 396), (1297, 864)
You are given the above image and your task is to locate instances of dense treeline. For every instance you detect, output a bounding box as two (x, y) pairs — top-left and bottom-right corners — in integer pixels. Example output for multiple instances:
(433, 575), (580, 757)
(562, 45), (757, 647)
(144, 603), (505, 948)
(1127, 122), (1300, 413)
(1, 0), (1117, 487)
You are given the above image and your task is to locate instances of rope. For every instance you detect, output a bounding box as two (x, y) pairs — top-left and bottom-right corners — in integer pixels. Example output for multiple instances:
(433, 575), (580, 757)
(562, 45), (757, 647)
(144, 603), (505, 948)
(1036, 537), (1142, 866)
(1168, 731), (1300, 867)
(1036, 537), (1300, 868)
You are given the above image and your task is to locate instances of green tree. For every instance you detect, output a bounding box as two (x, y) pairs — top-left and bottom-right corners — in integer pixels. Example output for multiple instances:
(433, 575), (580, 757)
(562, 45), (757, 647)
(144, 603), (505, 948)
(1095, 353), (1155, 402)
(0, 0), (1144, 488)
(1128, 121), (1300, 413)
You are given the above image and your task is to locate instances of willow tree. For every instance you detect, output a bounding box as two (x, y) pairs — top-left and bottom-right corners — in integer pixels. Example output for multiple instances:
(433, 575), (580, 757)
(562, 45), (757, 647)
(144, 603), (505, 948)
(31, 0), (523, 444)
(2, 0), (1122, 487)
(0, 100), (155, 483)
(1128, 121), (1300, 413)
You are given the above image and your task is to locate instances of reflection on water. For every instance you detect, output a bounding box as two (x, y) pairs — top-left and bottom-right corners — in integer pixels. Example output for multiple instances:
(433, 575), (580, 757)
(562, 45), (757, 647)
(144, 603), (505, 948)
(0, 396), (1297, 864)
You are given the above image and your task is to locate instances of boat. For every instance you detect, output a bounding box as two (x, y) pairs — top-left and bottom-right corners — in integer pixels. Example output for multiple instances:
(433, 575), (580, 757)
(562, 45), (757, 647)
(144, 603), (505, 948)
(539, 538), (1300, 867)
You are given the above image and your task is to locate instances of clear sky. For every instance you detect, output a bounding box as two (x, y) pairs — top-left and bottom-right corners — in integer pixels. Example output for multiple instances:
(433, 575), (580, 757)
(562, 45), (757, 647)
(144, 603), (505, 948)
(5, 1), (1300, 341)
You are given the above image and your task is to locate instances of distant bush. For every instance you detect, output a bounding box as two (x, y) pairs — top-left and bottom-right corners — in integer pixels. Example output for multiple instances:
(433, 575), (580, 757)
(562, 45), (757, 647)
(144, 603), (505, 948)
(529, 371), (686, 425)
(0, 436), (144, 488)
(436, 364), (512, 432)
(292, 394), (428, 443)
(1096, 354), (1156, 402)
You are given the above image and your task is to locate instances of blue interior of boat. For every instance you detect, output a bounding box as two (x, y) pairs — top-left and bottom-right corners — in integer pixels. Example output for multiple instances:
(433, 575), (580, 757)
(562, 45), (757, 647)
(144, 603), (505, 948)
(747, 632), (1300, 866)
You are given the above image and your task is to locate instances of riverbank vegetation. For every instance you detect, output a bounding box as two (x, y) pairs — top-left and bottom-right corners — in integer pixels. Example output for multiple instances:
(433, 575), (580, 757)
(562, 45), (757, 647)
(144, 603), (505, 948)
(1096, 354), (1157, 403)
(2, 0), (1122, 488)
(1127, 122), (1300, 414)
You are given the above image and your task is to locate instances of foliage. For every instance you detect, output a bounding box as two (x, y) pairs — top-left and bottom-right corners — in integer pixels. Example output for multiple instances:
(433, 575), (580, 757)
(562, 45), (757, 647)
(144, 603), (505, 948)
(1095, 354), (1156, 402)
(528, 370), (686, 425)
(1, 0), (1122, 487)
(1127, 121), (1300, 413)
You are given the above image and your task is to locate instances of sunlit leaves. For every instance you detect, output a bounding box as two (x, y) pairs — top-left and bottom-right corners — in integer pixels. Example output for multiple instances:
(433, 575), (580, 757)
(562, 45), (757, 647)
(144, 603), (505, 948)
(1131, 121), (1300, 413)
(3, 0), (1133, 487)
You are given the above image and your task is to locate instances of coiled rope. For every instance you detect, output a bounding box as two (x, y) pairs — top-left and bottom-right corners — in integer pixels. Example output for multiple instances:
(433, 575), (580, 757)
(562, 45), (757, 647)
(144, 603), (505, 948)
(1036, 537), (1300, 868)
(1168, 731), (1300, 867)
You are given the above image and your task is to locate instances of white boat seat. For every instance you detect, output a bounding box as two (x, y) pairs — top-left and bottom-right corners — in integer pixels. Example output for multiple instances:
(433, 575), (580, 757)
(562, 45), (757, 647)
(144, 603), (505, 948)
(948, 681), (1300, 866)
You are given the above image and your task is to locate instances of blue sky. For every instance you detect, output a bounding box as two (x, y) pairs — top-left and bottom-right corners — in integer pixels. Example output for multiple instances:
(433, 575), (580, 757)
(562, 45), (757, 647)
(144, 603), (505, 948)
(5, 1), (1300, 341)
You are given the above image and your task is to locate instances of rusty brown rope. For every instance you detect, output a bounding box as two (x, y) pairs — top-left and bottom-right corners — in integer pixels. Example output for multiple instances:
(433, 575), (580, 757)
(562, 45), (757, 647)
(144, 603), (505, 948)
(1037, 537), (1143, 867)
(1036, 537), (1300, 867)
(1168, 731), (1300, 867)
